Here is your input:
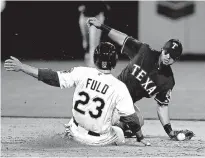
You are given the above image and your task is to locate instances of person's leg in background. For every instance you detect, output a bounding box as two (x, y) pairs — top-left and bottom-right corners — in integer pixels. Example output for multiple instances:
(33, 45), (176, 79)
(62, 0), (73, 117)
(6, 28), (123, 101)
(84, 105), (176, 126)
(88, 12), (105, 67)
(79, 13), (89, 54)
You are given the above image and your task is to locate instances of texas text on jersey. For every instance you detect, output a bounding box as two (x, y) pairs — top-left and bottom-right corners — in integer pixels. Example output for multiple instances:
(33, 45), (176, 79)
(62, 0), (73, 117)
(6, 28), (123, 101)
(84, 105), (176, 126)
(117, 37), (175, 105)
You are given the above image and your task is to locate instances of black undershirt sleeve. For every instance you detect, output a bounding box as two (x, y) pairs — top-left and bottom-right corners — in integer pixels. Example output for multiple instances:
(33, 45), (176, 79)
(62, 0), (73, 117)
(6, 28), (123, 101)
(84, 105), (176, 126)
(120, 112), (144, 141)
(38, 68), (60, 87)
(120, 112), (141, 134)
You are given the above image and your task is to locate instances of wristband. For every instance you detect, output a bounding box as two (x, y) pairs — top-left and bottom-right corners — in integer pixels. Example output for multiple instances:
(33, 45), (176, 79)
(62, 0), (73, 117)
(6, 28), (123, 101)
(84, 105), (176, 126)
(163, 123), (172, 135)
(136, 134), (144, 142)
(100, 24), (112, 34)
(136, 130), (144, 142)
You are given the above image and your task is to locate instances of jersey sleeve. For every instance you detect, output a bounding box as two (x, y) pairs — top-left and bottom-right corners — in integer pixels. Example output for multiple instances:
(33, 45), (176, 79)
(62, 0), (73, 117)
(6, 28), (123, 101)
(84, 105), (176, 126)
(121, 36), (143, 59)
(115, 85), (135, 116)
(57, 67), (79, 89)
(154, 69), (175, 105)
(154, 89), (172, 105)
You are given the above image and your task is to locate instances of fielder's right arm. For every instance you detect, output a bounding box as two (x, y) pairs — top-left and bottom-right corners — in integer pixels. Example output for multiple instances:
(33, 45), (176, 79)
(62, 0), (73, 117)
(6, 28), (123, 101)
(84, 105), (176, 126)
(87, 17), (128, 46)
(87, 17), (143, 59)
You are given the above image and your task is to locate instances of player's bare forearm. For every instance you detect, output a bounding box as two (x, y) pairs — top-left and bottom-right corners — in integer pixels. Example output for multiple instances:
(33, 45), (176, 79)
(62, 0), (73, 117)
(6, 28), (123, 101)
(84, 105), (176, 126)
(157, 105), (170, 126)
(108, 29), (128, 46)
(4, 56), (38, 78)
(87, 17), (128, 46)
(157, 104), (175, 137)
(21, 64), (38, 78)
(4, 56), (60, 87)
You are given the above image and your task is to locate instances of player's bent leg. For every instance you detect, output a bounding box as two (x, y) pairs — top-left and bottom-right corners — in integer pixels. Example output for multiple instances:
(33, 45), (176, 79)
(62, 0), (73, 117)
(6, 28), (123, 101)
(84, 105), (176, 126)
(112, 126), (125, 145)
(64, 118), (124, 146)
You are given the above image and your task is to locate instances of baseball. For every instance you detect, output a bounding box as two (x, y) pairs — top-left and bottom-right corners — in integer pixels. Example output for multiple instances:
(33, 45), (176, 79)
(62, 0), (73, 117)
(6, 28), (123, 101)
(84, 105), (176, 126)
(177, 133), (186, 141)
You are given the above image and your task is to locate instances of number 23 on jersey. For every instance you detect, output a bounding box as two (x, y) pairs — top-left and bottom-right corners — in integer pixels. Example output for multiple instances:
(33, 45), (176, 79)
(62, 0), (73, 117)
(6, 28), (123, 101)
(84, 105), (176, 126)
(74, 91), (105, 119)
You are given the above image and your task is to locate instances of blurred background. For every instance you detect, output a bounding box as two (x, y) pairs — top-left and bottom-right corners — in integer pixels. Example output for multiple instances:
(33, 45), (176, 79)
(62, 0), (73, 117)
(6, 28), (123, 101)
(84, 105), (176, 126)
(1, 1), (139, 60)
(1, 1), (205, 120)
(2, 1), (205, 61)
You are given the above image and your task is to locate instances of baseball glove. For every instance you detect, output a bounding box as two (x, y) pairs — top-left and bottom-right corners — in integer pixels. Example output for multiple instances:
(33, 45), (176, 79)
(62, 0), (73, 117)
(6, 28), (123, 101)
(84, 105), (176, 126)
(170, 129), (194, 141)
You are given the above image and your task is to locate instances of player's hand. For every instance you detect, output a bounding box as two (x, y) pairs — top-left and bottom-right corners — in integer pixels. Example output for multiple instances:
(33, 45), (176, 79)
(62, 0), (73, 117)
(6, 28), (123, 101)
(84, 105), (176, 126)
(4, 56), (23, 72)
(87, 17), (102, 29)
(136, 130), (151, 146)
(140, 139), (151, 146)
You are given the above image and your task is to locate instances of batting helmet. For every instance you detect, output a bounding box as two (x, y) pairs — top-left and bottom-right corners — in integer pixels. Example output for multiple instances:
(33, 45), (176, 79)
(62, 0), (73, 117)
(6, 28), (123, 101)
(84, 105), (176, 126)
(94, 42), (118, 70)
(162, 39), (183, 60)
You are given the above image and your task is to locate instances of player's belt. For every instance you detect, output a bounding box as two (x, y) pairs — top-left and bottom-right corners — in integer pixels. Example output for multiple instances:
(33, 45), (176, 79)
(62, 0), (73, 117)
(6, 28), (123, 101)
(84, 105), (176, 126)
(73, 117), (100, 137)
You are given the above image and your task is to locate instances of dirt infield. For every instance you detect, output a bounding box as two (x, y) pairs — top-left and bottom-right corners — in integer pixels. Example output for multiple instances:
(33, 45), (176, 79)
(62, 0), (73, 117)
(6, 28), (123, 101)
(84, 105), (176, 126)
(1, 117), (205, 157)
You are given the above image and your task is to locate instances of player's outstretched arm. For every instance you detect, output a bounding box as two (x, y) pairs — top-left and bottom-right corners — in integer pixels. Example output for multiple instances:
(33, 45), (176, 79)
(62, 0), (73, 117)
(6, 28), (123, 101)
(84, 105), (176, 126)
(157, 104), (195, 141)
(4, 56), (60, 87)
(4, 56), (38, 78)
(157, 104), (181, 139)
(156, 104), (173, 136)
(87, 17), (127, 46)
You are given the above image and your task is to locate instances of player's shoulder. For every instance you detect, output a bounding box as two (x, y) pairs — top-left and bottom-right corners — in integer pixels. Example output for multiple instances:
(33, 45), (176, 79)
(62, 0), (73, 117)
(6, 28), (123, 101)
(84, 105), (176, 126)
(72, 66), (97, 73)
(128, 38), (160, 55)
(143, 43), (160, 54)
(112, 77), (130, 93)
(59, 66), (98, 77)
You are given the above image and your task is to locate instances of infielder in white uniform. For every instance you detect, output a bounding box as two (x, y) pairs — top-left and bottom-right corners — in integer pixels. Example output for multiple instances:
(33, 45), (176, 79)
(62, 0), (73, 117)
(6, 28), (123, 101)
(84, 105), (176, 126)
(4, 42), (150, 146)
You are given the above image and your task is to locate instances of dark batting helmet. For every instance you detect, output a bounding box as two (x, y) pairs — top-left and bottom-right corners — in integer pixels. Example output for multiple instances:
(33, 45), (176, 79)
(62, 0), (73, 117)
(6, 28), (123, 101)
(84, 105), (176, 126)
(162, 39), (183, 60)
(94, 42), (118, 70)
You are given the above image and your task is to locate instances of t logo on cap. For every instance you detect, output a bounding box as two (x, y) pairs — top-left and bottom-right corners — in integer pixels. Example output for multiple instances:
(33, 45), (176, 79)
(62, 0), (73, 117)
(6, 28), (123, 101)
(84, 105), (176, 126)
(172, 42), (178, 49)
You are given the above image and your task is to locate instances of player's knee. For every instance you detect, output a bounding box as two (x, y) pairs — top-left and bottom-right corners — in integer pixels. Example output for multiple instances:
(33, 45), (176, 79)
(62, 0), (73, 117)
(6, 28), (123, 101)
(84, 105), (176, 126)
(112, 126), (125, 145)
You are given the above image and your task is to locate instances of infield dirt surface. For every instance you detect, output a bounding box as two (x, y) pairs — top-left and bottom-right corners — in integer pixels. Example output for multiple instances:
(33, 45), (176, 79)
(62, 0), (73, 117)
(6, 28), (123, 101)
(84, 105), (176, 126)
(1, 118), (205, 157)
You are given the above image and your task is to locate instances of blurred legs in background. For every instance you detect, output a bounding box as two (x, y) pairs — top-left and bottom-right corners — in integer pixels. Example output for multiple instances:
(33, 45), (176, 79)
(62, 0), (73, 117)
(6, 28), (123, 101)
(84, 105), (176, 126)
(79, 12), (105, 67)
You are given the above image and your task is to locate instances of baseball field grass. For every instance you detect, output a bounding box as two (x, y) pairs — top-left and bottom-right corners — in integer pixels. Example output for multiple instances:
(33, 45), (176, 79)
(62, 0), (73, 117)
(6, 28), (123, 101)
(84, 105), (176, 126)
(1, 60), (205, 157)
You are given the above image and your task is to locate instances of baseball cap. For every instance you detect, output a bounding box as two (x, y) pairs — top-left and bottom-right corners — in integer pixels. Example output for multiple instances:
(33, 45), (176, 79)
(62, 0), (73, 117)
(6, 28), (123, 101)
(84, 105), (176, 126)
(162, 39), (183, 60)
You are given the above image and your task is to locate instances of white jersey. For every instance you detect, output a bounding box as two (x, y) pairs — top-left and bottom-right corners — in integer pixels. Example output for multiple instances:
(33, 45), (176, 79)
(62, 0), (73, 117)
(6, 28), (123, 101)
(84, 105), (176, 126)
(57, 67), (135, 134)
